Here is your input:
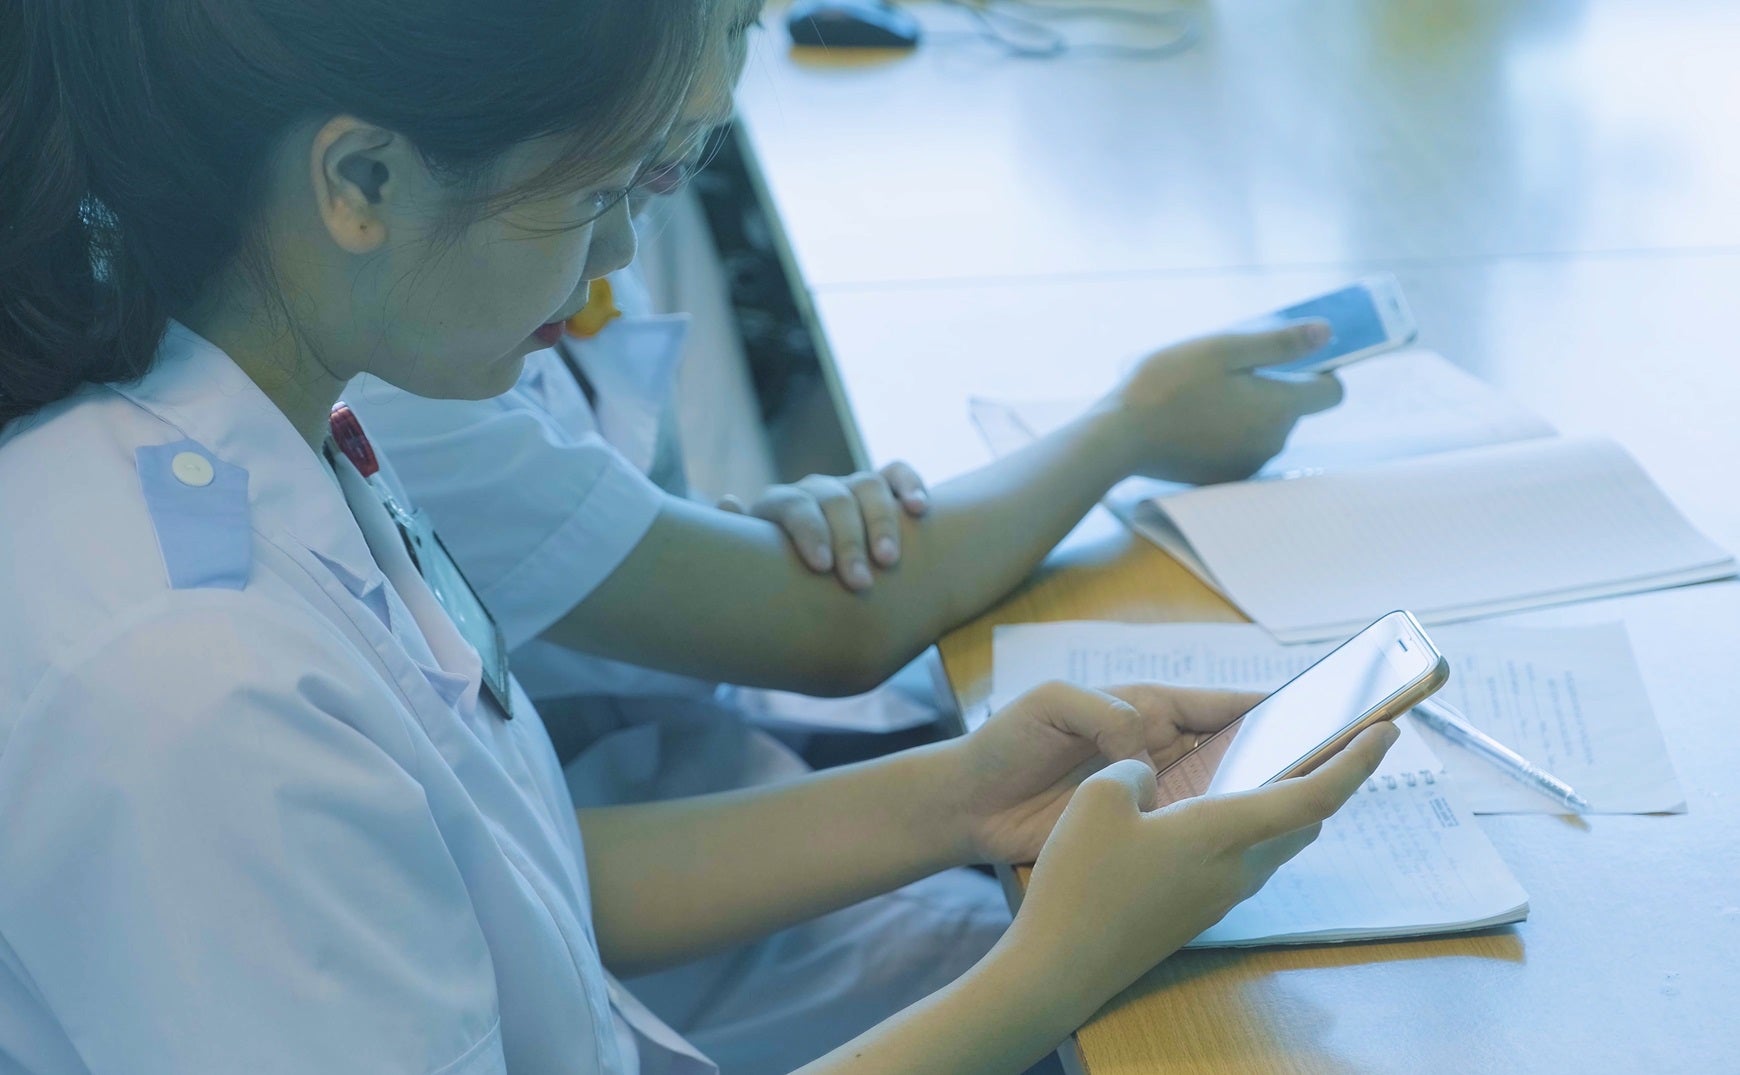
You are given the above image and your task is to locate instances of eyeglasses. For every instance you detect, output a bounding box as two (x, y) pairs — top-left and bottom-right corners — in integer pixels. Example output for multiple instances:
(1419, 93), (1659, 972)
(571, 155), (698, 226)
(569, 126), (723, 226)
(634, 155), (703, 198)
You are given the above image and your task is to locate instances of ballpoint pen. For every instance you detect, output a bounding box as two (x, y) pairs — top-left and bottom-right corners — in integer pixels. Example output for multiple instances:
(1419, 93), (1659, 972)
(1412, 698), (1594, 814)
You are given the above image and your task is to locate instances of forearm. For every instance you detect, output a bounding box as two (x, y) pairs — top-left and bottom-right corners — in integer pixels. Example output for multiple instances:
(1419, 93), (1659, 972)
(546, 404), (1139, 695)
(581, 741), (969, 975)
(797, 932), (1095, 1075)
(881, 402), (1138, 647)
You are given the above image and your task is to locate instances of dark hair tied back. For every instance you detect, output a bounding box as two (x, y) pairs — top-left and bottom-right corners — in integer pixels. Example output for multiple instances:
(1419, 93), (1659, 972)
(0, 0), (709, 430)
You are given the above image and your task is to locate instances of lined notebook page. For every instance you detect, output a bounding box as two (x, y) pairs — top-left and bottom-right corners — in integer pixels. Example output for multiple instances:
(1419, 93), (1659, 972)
(1155, 436), (1734, 643)
(1190, 774), (1528, 947)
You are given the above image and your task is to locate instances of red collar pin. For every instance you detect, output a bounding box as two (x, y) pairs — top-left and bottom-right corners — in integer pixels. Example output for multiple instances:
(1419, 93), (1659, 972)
(329, 403), (380, 478)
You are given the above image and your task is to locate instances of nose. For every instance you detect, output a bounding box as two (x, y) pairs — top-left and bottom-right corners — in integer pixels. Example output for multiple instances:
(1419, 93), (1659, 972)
(583, 198), (638, 281)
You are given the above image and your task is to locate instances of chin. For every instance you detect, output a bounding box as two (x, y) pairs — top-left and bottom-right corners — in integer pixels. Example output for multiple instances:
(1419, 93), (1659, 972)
(413, 355), (529, 403)
(385, 339), (534, 402)
(461, 348), (532, 400)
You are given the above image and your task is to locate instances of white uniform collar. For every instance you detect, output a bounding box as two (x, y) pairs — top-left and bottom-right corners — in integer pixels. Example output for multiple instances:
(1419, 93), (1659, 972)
(110, 321), (386, 596)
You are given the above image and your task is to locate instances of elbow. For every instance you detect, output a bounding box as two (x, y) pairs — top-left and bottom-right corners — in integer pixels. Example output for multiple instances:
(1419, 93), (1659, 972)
(787, 605), (923, 699)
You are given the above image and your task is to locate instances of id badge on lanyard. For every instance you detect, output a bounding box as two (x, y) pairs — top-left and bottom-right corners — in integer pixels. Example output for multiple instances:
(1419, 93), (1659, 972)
(330, 405), (514, 719)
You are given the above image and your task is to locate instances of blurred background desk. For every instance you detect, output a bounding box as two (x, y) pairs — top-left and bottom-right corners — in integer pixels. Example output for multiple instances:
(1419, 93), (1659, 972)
(730, 2), (1740, 1070)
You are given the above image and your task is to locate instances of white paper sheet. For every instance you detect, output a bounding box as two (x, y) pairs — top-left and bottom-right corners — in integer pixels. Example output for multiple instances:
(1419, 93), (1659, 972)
(989, 620), (1685, 814)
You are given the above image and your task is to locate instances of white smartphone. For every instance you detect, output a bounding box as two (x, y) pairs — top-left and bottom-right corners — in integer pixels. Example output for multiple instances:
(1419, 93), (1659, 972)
(1243, 273), (1418, 375)
(1155, 611), (1448, 806)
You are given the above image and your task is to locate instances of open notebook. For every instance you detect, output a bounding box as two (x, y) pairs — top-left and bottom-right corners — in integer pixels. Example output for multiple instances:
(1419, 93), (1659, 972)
(1190, 769), (1528, 947)
(973, 351), (1735, 643)
(988, 618), (1531, 947)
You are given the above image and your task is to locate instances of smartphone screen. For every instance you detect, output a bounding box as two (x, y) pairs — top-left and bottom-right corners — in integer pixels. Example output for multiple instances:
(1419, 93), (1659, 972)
(1256, 283), (1392, 374)
(1156, 613), (1443, 804)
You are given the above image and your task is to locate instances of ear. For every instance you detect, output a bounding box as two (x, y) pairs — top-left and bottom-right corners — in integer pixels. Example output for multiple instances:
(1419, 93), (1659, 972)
(308, 117), (402, 255)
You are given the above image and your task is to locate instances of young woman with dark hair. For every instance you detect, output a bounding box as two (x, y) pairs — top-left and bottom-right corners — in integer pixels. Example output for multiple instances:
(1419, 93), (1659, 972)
(0, 2), (1395, 1072)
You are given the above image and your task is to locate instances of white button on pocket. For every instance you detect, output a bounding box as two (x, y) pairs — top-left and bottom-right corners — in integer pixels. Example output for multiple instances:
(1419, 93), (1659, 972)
(171, 451), (215, 488)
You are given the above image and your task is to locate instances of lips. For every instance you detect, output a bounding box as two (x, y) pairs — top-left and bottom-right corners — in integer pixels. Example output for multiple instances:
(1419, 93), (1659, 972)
(532, 322), (565, 346)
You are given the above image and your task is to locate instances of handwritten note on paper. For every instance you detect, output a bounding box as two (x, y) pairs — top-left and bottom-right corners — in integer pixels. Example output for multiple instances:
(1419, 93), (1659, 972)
(1426, 622), (1684, 813)
(989, 621), (1684, 814)
(1191, 774), (1528, 947)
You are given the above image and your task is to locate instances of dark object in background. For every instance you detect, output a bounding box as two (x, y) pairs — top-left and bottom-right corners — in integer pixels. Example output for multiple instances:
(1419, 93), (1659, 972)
(691, 124), (857, 480)
(787, 0), (922, 49)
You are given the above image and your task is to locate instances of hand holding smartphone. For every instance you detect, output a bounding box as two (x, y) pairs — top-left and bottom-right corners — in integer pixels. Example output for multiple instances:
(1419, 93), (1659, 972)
(1237, 273), (1418, 376)
(1156, 611), (1447, 806)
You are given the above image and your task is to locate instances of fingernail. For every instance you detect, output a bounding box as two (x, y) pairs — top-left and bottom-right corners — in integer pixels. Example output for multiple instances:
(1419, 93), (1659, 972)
(846, 560), (872, 588)
(814, 546), (833, 571)
(1302, 321), (1331, 347)
(874, 536), (897, 562)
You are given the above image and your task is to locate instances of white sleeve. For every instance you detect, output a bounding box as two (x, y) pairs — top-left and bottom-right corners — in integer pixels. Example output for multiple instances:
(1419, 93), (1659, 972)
(348, 389), (666, 650)
(0, 595), (506, 1075)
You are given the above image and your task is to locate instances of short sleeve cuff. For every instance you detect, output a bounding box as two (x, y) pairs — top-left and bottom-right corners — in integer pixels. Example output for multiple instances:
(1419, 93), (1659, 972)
(478, 451), (664, 651)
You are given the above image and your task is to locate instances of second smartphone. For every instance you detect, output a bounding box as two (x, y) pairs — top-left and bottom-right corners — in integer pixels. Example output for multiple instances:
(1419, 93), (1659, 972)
(1239, 273), (1417, 375)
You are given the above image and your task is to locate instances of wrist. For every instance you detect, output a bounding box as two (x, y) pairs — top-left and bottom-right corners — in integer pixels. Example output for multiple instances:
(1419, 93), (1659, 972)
(893, 740), (984, 872)
(1012, 892), (1197, 1032)
(1077, 396), (1150, 491)
(969, 925), (1106, 1050)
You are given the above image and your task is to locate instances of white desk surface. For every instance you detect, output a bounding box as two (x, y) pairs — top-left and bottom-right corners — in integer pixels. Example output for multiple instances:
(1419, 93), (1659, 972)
(738, 1), (1740, 290)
